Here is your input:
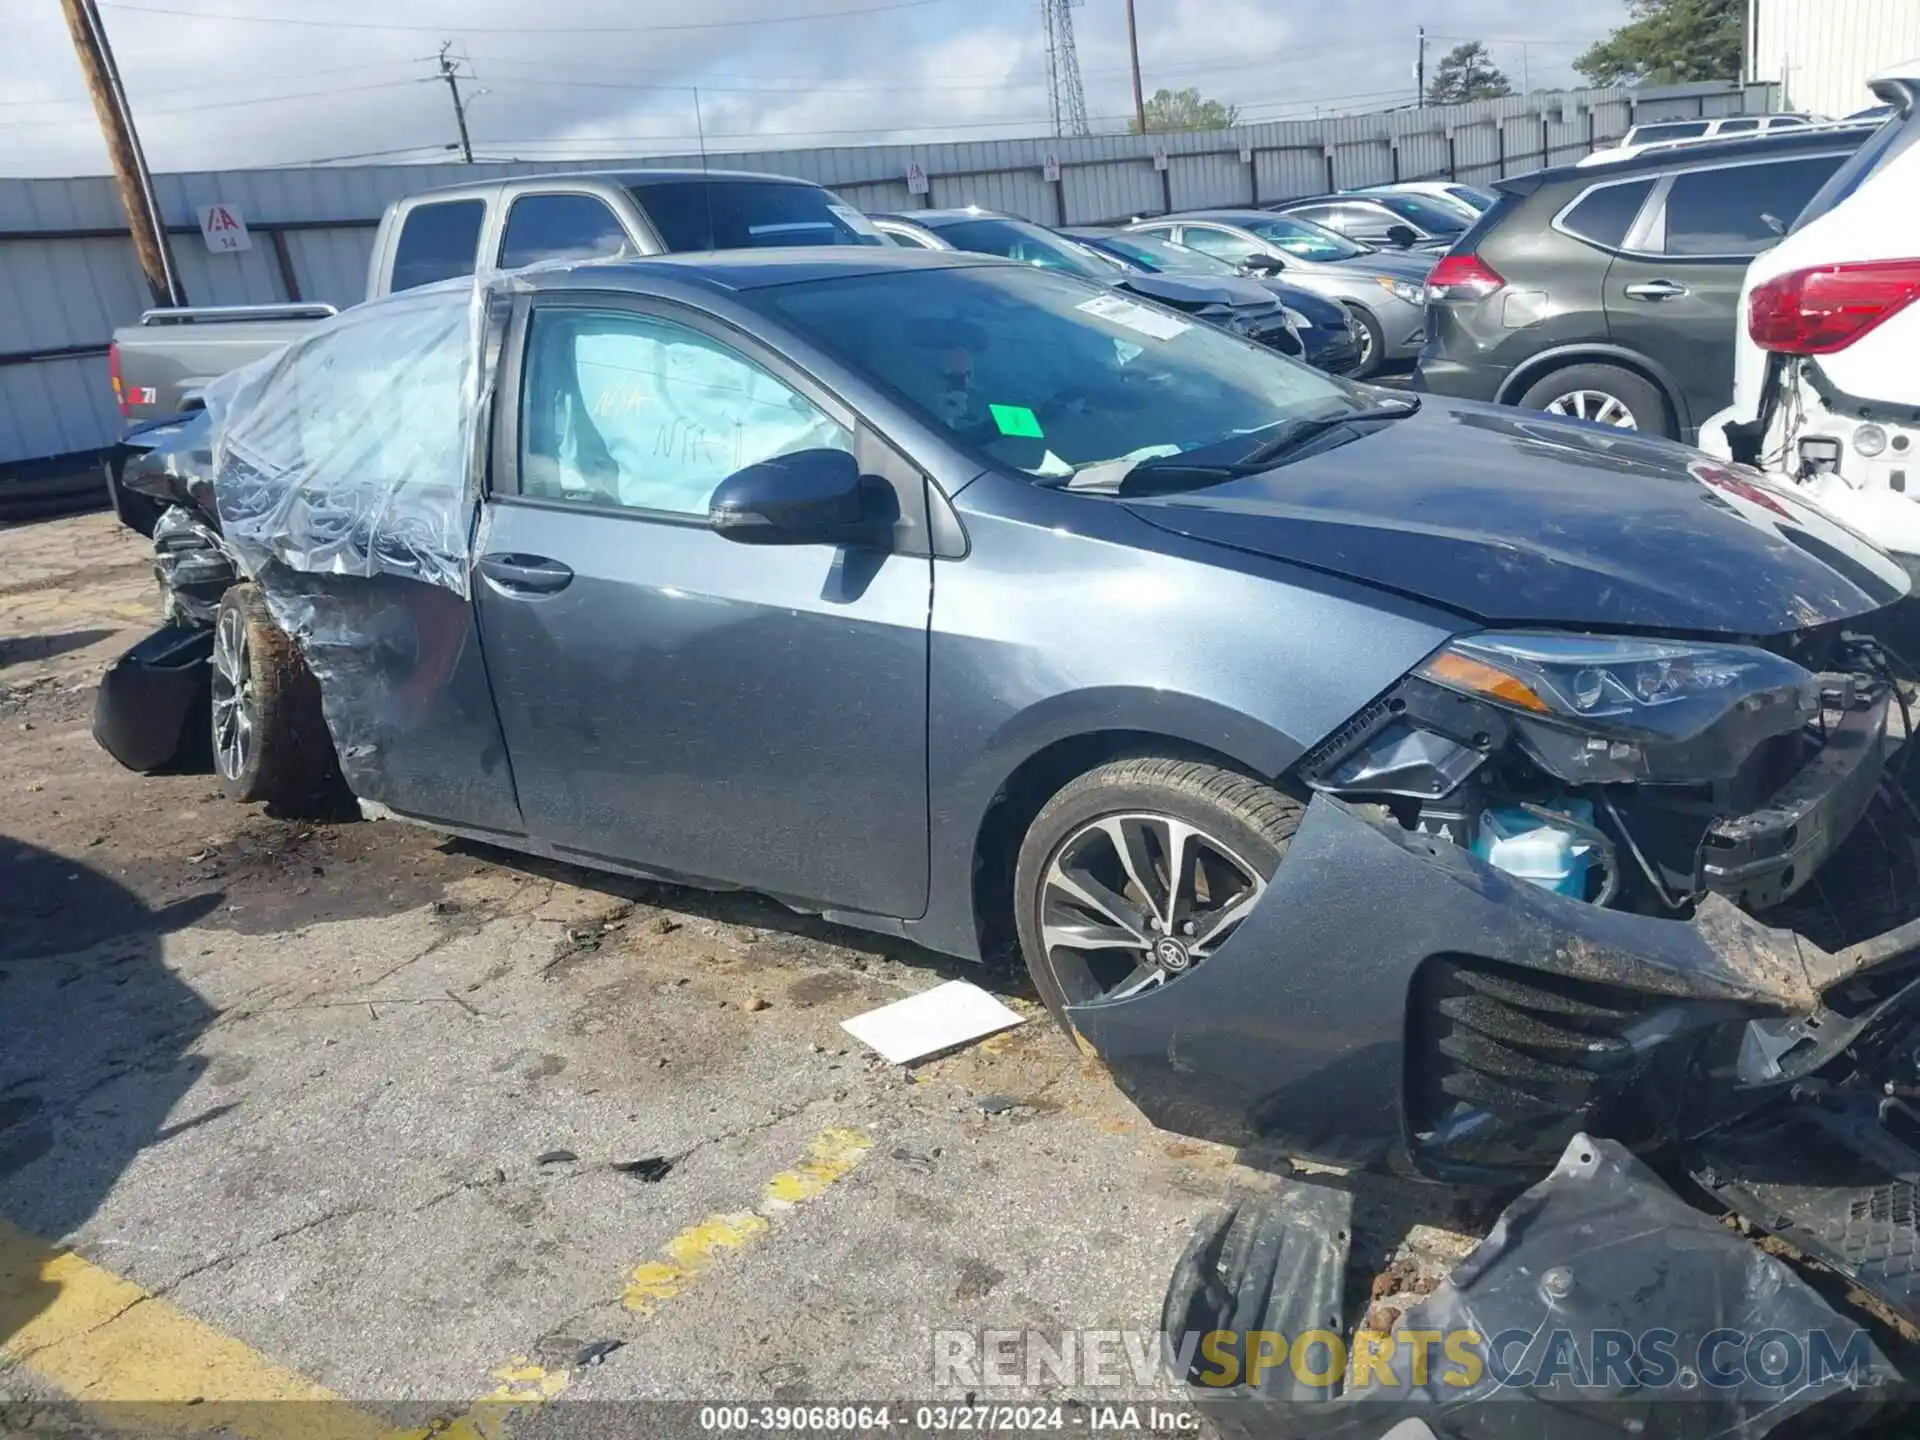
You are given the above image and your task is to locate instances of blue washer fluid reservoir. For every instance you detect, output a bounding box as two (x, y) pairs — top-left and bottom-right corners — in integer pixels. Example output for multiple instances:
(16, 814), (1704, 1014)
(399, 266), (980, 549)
(1472, 800), (1597, 899)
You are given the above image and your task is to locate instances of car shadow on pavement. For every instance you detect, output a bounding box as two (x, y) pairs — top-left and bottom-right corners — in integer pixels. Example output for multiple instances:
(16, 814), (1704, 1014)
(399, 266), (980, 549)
(0, 834), (222, 1350)
(449, 837), (1037, 1000)
(0, 628), (118, 670)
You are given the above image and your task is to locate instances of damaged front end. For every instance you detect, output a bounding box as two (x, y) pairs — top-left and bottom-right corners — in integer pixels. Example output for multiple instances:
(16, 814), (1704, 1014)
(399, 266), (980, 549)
(1069, 621), (1920, 1322)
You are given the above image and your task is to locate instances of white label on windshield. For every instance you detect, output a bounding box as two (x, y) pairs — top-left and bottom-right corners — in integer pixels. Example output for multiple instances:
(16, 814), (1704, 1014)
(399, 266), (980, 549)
(827, 204), (879, 237)
(1075, 293), (1191, 341)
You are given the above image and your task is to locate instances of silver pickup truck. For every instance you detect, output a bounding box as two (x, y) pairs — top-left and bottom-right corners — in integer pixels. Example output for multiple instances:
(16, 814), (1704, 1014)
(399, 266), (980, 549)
(105, 167), (882, 531)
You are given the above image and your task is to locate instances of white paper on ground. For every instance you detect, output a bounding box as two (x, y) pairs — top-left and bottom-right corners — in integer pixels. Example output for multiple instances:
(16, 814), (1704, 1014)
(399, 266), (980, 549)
(840, 979), (1028, 1064)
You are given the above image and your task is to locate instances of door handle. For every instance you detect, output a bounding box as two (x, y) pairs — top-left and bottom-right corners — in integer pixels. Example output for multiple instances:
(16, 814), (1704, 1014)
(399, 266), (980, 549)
(479, 552), (574, 595)
(1624, 278), (1689, 301)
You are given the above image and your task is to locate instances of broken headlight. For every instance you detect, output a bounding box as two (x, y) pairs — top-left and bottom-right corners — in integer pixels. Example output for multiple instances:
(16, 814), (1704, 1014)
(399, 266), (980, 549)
(1415, 632), (1819, 783)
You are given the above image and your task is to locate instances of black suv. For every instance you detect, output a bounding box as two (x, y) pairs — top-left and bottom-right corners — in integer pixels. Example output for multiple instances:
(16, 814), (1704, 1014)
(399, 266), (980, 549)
(1415, 126), (1874, 440)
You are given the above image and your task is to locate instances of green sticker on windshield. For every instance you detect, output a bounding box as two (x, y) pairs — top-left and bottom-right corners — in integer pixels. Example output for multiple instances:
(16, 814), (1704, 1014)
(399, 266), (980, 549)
(990, 404), (1044, 439)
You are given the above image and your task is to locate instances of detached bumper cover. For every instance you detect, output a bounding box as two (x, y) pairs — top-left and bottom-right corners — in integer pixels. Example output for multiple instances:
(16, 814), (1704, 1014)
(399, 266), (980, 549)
(1067, 793), (1920, 1174)
(1164, 1135), (1898, 1439)
(92, 624), (211, 774)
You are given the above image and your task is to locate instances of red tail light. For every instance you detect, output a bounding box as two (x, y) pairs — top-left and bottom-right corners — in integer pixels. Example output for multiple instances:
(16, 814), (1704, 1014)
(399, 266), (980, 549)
(108, 339), (128, 417)
(1426, 253), (1506, 302)
(1748, 259), (1920, 355)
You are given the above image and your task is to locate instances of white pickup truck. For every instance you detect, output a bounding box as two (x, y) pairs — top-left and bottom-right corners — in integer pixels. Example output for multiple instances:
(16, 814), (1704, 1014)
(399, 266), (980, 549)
(105, 168), (881, 530)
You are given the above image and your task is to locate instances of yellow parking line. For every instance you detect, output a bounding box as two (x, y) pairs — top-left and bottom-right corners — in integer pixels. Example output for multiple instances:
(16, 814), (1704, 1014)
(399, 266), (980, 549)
(0, 1217), (391, 1440)
(625, 1125), (874, 1313)
(1, 1126), (875, 1437)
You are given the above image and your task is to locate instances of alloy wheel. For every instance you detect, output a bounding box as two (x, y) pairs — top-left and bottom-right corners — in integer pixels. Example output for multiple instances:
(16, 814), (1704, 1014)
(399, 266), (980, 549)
(1544, 389), (1638, 429)
(1038, 812), (1267, 1006)
(1352, 319), (1375, 370)
(211, 602), (254, 782)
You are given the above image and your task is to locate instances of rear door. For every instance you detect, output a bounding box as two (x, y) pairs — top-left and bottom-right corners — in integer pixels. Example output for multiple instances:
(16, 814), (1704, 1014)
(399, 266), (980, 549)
(1604, 150), (1851, 432)
(473, 292), (934, 917)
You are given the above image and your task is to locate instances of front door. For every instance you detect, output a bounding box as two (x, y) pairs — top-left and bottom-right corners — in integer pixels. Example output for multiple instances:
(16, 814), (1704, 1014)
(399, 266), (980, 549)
(474, 296), (933, 917)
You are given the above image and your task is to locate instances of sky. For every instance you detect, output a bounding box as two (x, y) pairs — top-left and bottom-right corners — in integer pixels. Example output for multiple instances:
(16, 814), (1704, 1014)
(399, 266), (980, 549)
(0, 0), (1630, 177)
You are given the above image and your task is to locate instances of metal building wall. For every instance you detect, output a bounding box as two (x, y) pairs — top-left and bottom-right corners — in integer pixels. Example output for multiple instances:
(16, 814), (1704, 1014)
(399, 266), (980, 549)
(1753, 0), (1920, 117)
(0, 80), (1771, 469)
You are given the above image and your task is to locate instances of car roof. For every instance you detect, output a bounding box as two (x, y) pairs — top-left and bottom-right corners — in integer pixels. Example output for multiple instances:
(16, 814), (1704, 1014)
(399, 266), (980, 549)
(1509, 123), (1877, 193)
(1268, 193), (1390, 208)
(1149, 210), (1287, 225)
(407, 167), (822, 201)
(874, 208), (1019, 227)
(517, 246), (998, 293)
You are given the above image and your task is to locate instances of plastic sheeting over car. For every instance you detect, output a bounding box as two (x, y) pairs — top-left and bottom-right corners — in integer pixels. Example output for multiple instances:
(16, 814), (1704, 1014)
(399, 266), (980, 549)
(199, 276), (512, 814)
(202, 277), (494, 600)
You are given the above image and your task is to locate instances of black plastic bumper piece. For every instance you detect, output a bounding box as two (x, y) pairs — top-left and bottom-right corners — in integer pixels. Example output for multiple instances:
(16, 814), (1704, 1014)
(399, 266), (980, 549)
(1693, 1100), (1920, 1329)
(1699, 692), (1891, 909)
(1165, 1135), (1900, 1439)
(91, 624), (212, 774)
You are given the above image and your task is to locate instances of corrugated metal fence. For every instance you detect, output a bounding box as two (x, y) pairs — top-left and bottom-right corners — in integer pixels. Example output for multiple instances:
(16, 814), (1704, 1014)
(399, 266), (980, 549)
(0, 79), (1770, 470)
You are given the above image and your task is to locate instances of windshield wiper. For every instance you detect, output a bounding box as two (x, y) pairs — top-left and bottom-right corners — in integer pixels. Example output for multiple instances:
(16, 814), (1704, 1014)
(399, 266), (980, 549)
(1059, 397), (1422, 497)
(1209, 395), (1422, 474)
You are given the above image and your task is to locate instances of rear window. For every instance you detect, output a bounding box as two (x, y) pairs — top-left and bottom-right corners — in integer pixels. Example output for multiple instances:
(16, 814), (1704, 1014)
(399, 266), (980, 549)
(498, 193), (629, 269)
(1634, 121), (1710, 144)
(1559, 179), (1655, 250)
(390, 199), (485, 293)
(1372, 193), (1469, 234)
(633, 181), (882, 252)
(1660, 153), (1849, 256)
(1793, 109), (1920, 231)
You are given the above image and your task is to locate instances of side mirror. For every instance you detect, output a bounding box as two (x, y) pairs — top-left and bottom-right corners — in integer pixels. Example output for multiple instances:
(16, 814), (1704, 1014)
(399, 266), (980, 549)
(1240, 253), (1283, 274)
(1385, 224), (1419, 250)
(708, 448), (893, 549)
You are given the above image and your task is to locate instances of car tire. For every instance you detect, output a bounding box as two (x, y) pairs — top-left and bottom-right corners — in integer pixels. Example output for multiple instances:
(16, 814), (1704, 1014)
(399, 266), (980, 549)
(1345, 305), (1386, 380)
(1013, 757), (1304, 1037)
(211, 583), (340, 809)
(1518, 363), (1672, 437)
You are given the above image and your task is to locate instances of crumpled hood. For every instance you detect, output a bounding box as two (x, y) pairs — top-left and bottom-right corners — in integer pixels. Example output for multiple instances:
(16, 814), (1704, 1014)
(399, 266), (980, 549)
(1116, 272), (1276, 312)
(1122, 399), (1910, 635)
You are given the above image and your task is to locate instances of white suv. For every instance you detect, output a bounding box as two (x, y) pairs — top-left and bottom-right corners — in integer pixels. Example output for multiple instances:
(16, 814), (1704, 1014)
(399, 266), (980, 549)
(1580, 113), (1815, 166)
(1700, 62), (1920, 560)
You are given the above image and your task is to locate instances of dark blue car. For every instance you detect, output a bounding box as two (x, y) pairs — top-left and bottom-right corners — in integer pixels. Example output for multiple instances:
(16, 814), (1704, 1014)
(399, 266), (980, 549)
(1062, 225), (1364, 377)
(101, 249), (1920, 1214)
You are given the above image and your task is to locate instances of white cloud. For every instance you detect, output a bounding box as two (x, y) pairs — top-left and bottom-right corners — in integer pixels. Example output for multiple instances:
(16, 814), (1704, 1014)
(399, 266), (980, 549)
(0, 0), (1628, 176)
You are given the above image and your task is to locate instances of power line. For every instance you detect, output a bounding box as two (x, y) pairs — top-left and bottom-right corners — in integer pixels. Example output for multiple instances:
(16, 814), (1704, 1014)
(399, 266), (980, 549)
(98, 0), (947, 35)
(0, 77), (431, 127)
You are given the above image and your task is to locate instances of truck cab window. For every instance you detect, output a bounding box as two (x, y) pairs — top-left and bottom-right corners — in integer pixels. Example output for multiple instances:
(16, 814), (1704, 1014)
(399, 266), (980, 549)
(499, 194), (631, 269)
(390, 199), (486, 292)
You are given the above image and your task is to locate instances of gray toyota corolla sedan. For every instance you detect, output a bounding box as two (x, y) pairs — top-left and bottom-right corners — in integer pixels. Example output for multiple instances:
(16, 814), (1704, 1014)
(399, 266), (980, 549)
(97, 249), (1920, 1215)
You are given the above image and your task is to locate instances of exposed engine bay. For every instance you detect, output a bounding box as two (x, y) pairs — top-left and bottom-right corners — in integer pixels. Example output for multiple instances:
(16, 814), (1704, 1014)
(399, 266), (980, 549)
(1301, 623), (1910, 924)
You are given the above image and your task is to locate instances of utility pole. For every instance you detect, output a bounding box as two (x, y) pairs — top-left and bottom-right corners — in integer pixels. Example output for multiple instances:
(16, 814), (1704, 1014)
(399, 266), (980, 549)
(1415, 25), (1427, 105)
(58, 0), (182, 307)
(439, 42), (474, 164)
(1124, 0), (1147, 135)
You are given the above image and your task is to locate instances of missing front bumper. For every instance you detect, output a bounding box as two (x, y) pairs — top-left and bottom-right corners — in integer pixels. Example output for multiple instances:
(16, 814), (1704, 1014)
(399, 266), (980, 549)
(1066, 792), (1920, 1180)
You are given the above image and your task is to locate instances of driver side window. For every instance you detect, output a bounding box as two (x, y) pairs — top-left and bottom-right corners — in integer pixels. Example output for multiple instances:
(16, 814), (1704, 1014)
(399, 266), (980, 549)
(519, 308), (853, 516)
(1178, 227), (1261, 265)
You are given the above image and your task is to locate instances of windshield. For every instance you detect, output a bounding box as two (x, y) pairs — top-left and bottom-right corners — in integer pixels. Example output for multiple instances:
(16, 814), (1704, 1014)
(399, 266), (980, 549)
(1242, 216), (1368, 261)
(1448, 185), (1496, 212)
(923, 218), (1120, 279)
(1086, 231), (1236, 278)
(632, 181), (883, 250)
(1370, 193), (1468, 234)
(763, 264), (1351, 483)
